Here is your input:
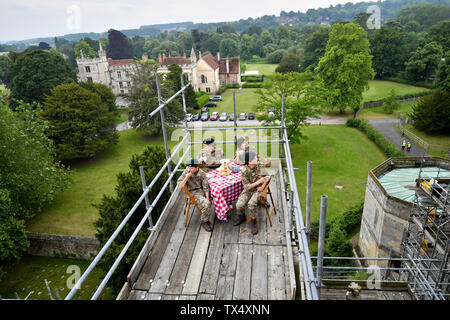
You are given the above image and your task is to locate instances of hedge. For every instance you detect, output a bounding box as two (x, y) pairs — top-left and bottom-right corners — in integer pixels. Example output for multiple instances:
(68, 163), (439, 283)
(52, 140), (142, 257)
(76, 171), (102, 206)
(196, 94), (210, 108)
(346, 118), (405, 157)
(241, 75), (265, 82)
(242, 83), (263, 88)
(383, 76), (436, 89)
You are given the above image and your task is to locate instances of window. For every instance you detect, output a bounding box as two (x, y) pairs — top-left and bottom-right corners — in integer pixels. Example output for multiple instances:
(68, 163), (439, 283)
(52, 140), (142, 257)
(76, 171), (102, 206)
(206, 88), (210, 93)
(120, 90), (124, 94)
(127, 82), (131, 87)
(201, 75), (207, 84)
(85, 66), (91, 73)
(117, 71), (122, 78)
(87, 77), (92, 82)
(119, 82), (123, 89)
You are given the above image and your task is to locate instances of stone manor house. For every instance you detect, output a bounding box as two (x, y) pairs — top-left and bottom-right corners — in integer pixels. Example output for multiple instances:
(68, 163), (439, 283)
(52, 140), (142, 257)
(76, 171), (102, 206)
(76, 45), (241, 96)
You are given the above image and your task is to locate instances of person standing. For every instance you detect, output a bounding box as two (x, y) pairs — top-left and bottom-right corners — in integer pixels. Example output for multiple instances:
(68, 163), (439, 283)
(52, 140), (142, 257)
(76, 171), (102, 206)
(234, 151), (269, 235)
(407, 141), (411, 152)
(402, 140), (406, 151)
(177, 158), (213, 232)
(197, 137), (225, 173)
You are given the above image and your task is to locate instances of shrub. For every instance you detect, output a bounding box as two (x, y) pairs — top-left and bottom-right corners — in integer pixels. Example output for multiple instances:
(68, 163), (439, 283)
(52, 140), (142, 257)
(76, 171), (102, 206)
(242, 83), (263, 88)
(196, 94), (210, 108)
(335, 201), (364, 234)
(346, 118), (404, 157)
(410, 90), (450, 134)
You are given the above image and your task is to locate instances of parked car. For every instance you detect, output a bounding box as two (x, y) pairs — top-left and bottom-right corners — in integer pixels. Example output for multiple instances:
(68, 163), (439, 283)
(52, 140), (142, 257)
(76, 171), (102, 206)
(219, 112), (228, 121)
(201, 106), (209, 113)
(229, 113), (235, 121)
(186, 113), (193, 121)
(239, 113), (247, 121)
(210, 111), (219, 121)
(192, 113), (201, 121)
(201, 112), (209, 121)
(203, 102), (217, 108)
(248, 112), (255, 120)
(209, 95), (222, 101)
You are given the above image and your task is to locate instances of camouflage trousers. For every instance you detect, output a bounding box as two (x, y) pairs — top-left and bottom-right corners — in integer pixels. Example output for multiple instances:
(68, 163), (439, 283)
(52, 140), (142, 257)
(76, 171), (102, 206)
(236, 190), (261, 219)
(191, 190), (212, 222)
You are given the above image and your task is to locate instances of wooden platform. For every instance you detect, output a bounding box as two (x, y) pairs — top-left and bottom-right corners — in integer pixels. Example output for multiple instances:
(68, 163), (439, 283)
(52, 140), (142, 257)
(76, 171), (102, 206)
(118, 161), (296, 300)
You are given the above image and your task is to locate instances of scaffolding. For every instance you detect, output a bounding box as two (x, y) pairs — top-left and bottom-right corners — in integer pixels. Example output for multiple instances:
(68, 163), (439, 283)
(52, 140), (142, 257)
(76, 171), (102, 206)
(399, 162), (450, 300)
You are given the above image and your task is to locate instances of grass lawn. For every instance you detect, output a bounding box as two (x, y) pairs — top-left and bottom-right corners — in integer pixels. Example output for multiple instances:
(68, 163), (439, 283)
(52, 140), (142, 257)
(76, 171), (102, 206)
(358, 101), (416, 119)
(0, 255), (117, 300)
(363, 80), (429, 102)
(245, 63), (277, 75)
(212, 88), (260, 115)
(290, 125), (386, 224)
(114, 108), (129, 125)
(396, 123), (450, 158)
(25, 129), (178, 237)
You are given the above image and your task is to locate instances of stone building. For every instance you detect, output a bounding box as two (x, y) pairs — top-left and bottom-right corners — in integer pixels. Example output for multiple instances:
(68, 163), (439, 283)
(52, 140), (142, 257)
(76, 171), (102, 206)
(76, 46), (241, 96)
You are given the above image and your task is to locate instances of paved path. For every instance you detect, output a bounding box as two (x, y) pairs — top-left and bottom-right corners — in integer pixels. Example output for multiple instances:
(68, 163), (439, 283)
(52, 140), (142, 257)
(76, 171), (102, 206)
(366, 118), (429, 157)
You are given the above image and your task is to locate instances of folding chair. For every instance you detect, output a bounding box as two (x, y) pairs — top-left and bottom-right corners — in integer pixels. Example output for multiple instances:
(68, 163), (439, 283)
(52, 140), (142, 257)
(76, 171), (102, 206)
(246, 175), (277, 227)
(183, 186), (203, 227)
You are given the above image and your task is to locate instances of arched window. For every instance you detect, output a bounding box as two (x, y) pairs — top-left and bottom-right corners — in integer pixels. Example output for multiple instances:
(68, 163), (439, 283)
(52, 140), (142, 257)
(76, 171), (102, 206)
(201, 74), (207, 84)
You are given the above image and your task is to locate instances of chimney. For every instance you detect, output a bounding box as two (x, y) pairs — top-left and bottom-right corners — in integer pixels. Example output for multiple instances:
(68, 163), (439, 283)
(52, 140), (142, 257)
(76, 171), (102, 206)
(183, 52), (186, 59)
(226, 58), (229, 74)
(199, 51), (202, 58)
(217, 52), (220, 61)
(158, 53), (162, 64)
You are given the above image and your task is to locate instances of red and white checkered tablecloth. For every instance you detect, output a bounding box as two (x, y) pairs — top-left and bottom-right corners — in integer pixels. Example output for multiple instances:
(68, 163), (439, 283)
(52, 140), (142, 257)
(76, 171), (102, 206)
(207, 163), (244, 221)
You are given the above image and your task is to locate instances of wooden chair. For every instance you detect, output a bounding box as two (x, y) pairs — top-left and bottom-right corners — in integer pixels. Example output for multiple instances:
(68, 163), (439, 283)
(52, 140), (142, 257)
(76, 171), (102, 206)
(246, 175), (277, 227)
(183, 186), (203, 227)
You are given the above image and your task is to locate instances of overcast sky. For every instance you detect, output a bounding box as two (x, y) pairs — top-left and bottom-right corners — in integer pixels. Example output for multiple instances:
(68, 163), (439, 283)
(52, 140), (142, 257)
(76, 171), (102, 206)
(0, 0), (363, 43)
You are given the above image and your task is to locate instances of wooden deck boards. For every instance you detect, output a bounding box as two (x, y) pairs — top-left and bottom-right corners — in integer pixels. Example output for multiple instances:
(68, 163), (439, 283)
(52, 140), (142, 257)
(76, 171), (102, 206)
(125, 167), (295, 300)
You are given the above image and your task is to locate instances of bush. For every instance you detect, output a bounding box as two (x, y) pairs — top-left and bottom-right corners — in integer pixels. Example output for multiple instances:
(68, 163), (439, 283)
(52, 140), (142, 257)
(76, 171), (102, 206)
(383, 76), (436, 89)
(241, 75), (265, 82)
(410, 90), (450, 134)
(242, 83), (263, 88)
(196, 94), (210, 108)
(346, 118), (404, 157)
(267, 49), (287, 64)
(335, 201), (364, 234)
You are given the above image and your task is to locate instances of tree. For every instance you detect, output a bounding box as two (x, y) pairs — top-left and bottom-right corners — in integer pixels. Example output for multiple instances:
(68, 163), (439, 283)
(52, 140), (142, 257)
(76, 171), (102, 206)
(74, 40), (97, 59)
(0, 54), (10, 84)
(165, 64), (197, 113)
(315, 23), (375, 115)
(437, 52), (450, 91)
(267, 49), (287, 64)
(125, 62), (182, 136)
(107, 29), (134, 60)
(239, 34), (253, 61)
(93, 145), (173, 291)
(326, 227), (353, 261)
(38, 42), (51, 50)
(9, 50), (76, 107)
(410, 90), (450, 135)
(260, 30), (274, 45)
(382, 89), (400, 114)
(40, 83), (118, 161)
(405, 42), (443, 82)
(275, 53), (301, 74)
(255, 71), (324, 143)
(396, 4), (450, 32)
(369, 26), (407, 77)
(425, 20), (450, 53)
(0, 101), (71, 219)
(79, 80), (117, 113)
(300, 26), (330, 72)
(219, 38), (239, 58)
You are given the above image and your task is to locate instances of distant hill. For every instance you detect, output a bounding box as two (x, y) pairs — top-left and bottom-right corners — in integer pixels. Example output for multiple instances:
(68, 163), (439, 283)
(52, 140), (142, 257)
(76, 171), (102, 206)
(2, 0), (449, 46)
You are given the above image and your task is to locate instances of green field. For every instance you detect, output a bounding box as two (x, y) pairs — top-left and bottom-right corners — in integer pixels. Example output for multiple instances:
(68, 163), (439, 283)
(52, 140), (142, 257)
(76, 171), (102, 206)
(358, 101), (417, 119)
(212, 88), (260, 115)
(25, 129), (176, 237)
(245, 63), (277, 75)
(291, 125), (386, 223)
(362, 80), (429, 102)
(0, 256), (117, 300)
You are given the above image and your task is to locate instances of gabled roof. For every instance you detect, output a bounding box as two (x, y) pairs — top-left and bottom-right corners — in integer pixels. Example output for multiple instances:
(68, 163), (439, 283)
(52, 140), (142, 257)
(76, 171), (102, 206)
(108, 58), (135, 66)
(201, 54), (219, 70)
(219, 57), (240, 74)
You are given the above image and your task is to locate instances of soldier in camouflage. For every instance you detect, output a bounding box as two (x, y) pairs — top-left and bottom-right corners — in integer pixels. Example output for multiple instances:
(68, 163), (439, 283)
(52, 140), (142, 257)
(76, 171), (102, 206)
(234, 136), (270, 167)
(177, 158), (213, 232)
(197, 137), (225, 173)
(234, 151), (269, 235)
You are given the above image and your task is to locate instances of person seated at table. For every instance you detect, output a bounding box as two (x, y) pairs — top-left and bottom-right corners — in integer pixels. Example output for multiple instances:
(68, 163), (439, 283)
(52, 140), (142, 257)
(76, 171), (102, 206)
(197, 137), (225, 173)
(234, 136), (270, 167)
(233, 151), (269, 235)
(177, 158), (212, 232)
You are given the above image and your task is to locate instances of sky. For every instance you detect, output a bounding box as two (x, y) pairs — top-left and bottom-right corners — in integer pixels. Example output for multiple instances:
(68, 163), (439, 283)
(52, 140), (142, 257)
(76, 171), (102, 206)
(0, 0), (363, 43)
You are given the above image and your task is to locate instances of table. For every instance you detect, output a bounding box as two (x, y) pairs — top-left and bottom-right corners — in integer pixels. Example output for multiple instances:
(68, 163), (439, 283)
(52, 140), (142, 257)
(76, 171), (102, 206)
(207, 164), (244, 221)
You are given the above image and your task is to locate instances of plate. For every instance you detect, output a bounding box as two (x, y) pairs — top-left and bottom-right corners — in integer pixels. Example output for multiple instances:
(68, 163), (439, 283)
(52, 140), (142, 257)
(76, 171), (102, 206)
(227, 178), (236, 184)
(219, 169), (231, 175)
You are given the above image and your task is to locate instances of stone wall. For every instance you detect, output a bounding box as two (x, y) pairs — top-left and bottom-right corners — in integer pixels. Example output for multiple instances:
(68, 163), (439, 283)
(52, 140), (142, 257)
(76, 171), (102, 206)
(26, 232), (100, 260)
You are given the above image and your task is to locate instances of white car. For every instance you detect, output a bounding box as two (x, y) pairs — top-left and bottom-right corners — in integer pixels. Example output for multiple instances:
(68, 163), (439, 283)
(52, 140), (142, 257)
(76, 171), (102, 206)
(186, 113), (193, 121)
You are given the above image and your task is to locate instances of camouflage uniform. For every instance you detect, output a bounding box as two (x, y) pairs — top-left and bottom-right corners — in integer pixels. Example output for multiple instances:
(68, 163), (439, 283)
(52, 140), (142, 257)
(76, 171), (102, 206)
(236, 163), (267, 219)
(235, 145), (257, 165)
(177, 168), (211, 222)
(197, 147), (225, 173)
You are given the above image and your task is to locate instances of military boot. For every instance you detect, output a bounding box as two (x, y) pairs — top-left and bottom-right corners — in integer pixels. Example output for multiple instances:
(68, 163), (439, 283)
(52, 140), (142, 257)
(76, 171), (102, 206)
(233, 214), (246, 226)
(250, 218), (258, 235)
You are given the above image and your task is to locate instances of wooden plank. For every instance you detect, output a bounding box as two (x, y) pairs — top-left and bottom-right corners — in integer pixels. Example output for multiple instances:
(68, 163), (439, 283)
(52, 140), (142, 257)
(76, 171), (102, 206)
(128, 289), (147, 300)
(250, 245), (268, 300)
(165, 207), (201, 295)
(281, 246), (292, 300)
(253, 206), (267, 245)
(127, 187), (183, 285)
(215, 243), (238, 300)
(133, 195), (186, 290)
(238, 216), (253, 244)
(182, 218), (215, 295)
(147, 200), (191, 294)
(179, 295), (197, 300)
(162, 294), (179, 300)
(145, 293), (163, 300)
(223, 211), (240, 244)
(267, 245), (286, 300)
(233, 244), (252, 300)
(199, 218), (226, 294)
(265, 175), (284, 245)
(197, 294), (215, 300)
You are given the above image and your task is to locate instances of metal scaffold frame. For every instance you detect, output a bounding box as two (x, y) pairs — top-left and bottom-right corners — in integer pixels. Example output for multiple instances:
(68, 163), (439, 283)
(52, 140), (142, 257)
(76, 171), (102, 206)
(65, 74), (320, 300)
